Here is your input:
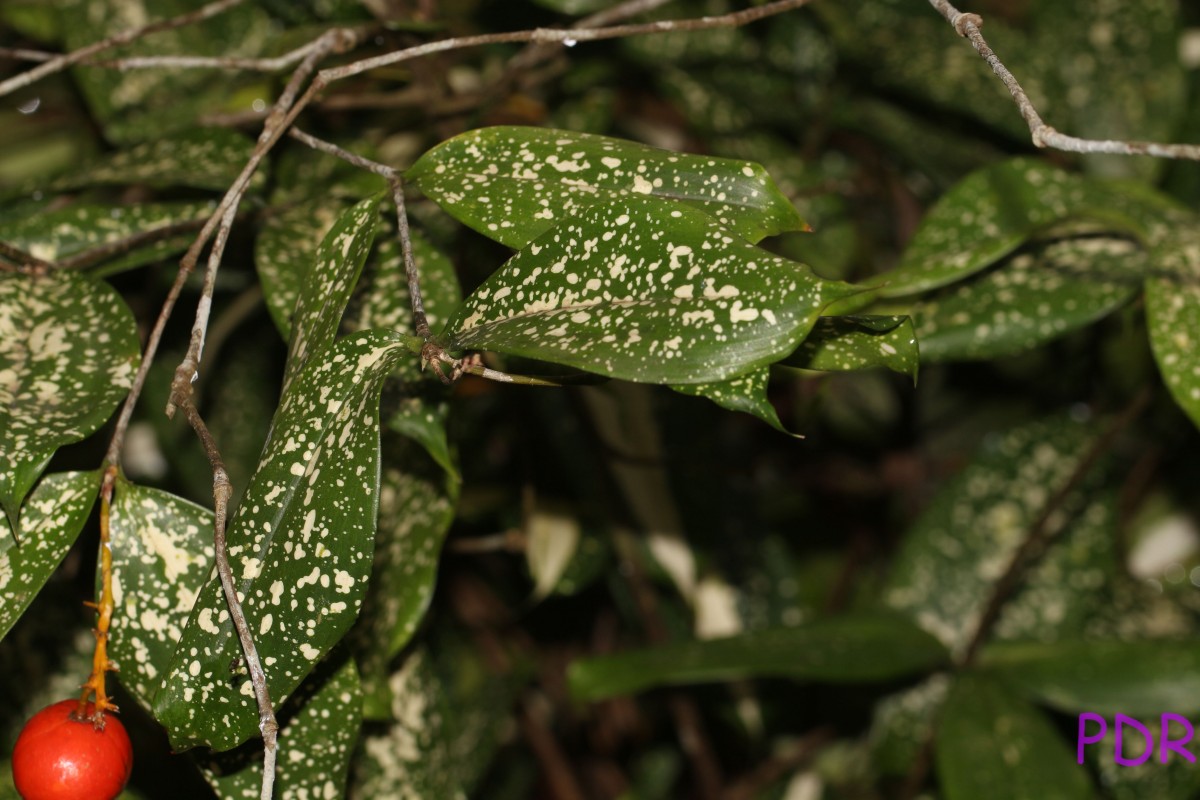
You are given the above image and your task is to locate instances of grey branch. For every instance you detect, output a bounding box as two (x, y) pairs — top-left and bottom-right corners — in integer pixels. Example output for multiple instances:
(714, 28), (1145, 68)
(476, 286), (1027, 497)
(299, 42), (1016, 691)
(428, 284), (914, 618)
(928, 0), (1200, 160)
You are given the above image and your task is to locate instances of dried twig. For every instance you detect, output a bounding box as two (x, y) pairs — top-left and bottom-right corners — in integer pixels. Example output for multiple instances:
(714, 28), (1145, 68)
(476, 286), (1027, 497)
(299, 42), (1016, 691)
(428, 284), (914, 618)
(0, 240), (51, 275)
(0, 0), (246, 98)
(928, 0), (1200, 160)
(176, 400), (279, 800)
(319, 0), (814, 83)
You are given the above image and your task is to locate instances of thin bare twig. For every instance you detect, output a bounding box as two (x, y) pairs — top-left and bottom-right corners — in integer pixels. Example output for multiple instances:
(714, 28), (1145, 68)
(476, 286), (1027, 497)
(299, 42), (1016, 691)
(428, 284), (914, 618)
(0, 240), (52, 275)
(288, 128), (398, 179)
(176, 401), (279, 800)
(318, 0), (815, 83)
(0, 0), (246, 99)
(928, 0), (1200, 160)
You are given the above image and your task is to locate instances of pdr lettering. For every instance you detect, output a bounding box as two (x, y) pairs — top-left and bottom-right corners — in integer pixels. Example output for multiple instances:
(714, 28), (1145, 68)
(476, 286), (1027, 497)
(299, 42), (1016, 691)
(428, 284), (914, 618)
(1077, 713), (1197, 766)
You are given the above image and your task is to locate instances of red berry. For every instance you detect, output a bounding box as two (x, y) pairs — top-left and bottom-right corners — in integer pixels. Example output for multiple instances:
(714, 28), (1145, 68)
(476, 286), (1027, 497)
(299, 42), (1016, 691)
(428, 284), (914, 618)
(11, 700), (133, 800)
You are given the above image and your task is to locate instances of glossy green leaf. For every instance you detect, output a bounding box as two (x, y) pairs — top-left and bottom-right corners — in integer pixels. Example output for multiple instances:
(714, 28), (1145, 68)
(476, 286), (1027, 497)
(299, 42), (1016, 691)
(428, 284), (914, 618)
(0, 471), (99, 640)
(982, 639), (1200, 716)
(200, 657), (363, 800)
(57, 0), (273, 144)
(876, 160), (1093, 297)
(914, 231), (1144, 362)
(41, 128), (255, 194)
(154, 329), (416, 752)
(0, 201), (214, 274)
(936, 672), (1093, 800)
(671, 368), (790, 433)
(884, 414), (1116, 656)
(256, 199), (349, 338)
(385, 397), (455, 481)
(781, 315), (918, 378)
(0, 272), (139, 530)
(107, 479), (212, 709)
(567, 612), (948, 701)
(444, 195), (860, 385)
(282, 194), (382, 392)
(407, 125), (806, 248)
(353, 442), (459, 719)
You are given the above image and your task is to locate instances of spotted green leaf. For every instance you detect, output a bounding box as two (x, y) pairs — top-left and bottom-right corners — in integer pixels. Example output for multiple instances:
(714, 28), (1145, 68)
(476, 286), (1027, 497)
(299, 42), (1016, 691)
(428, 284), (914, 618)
(40, 128), (256, 194)
(200, 657), (363, 800)
(107, 479), (212, 709)
(914, 231), (1144, 362)
(256, 199), (351, 338)
(57, 0), (273, 144)
(407, 125), (806, 248)
(153, 329), (417, 752)
(870, 674), (950, 777)
(0, 471), (99, 641)
(876, 160), (1095, 298)
(781, 315), (918, 379)
(671, 368), (790, 434)
(567, 612), (948, 701)
(283, 195), (382, 393)
(352, 640), (518, 798)
(884, 414), (1116, 657)
(982, 639), (1200, 716)
(0, 201), (215, 275)
(444, 195), (860, 385)
(936, 672), (1093, 800)
(1143, 223), (1200, 430)
(353, 442), (459, 719)
(0, 272), (139, 531)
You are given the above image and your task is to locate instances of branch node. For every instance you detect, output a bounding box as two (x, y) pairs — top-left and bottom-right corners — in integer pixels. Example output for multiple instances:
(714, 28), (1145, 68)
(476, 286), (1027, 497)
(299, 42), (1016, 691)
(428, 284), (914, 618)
(952, 12), (982, 37)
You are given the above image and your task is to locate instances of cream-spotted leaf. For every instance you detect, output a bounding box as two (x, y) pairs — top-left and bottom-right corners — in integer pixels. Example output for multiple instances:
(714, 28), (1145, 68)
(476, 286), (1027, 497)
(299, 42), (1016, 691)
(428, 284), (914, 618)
(200, 657), (363, 800)
(875, 160), (1094, 298)
(352, 640), (517, 798)
(282, 194), (382, 393)
(1143, 223), (1200, 430)
(0, 201), (215, 277)
(884, 414), (1117, 657)
(0, 272), (139, 531)
(0, 471), (99, 640)
(153, 329), (415, 752)
(107, 479), (212, 709)
(353, 440), (459, 720)
(256, 199), (350, 338)
(443, 195), (861, 385)
(57, 0), (273, 144)
(781, 315), (918, 379)
(40, 128), (256, 194)
(913, 231), (1144, 362)
(672, 368), (791, 434)
(407, 125), (806, 248)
